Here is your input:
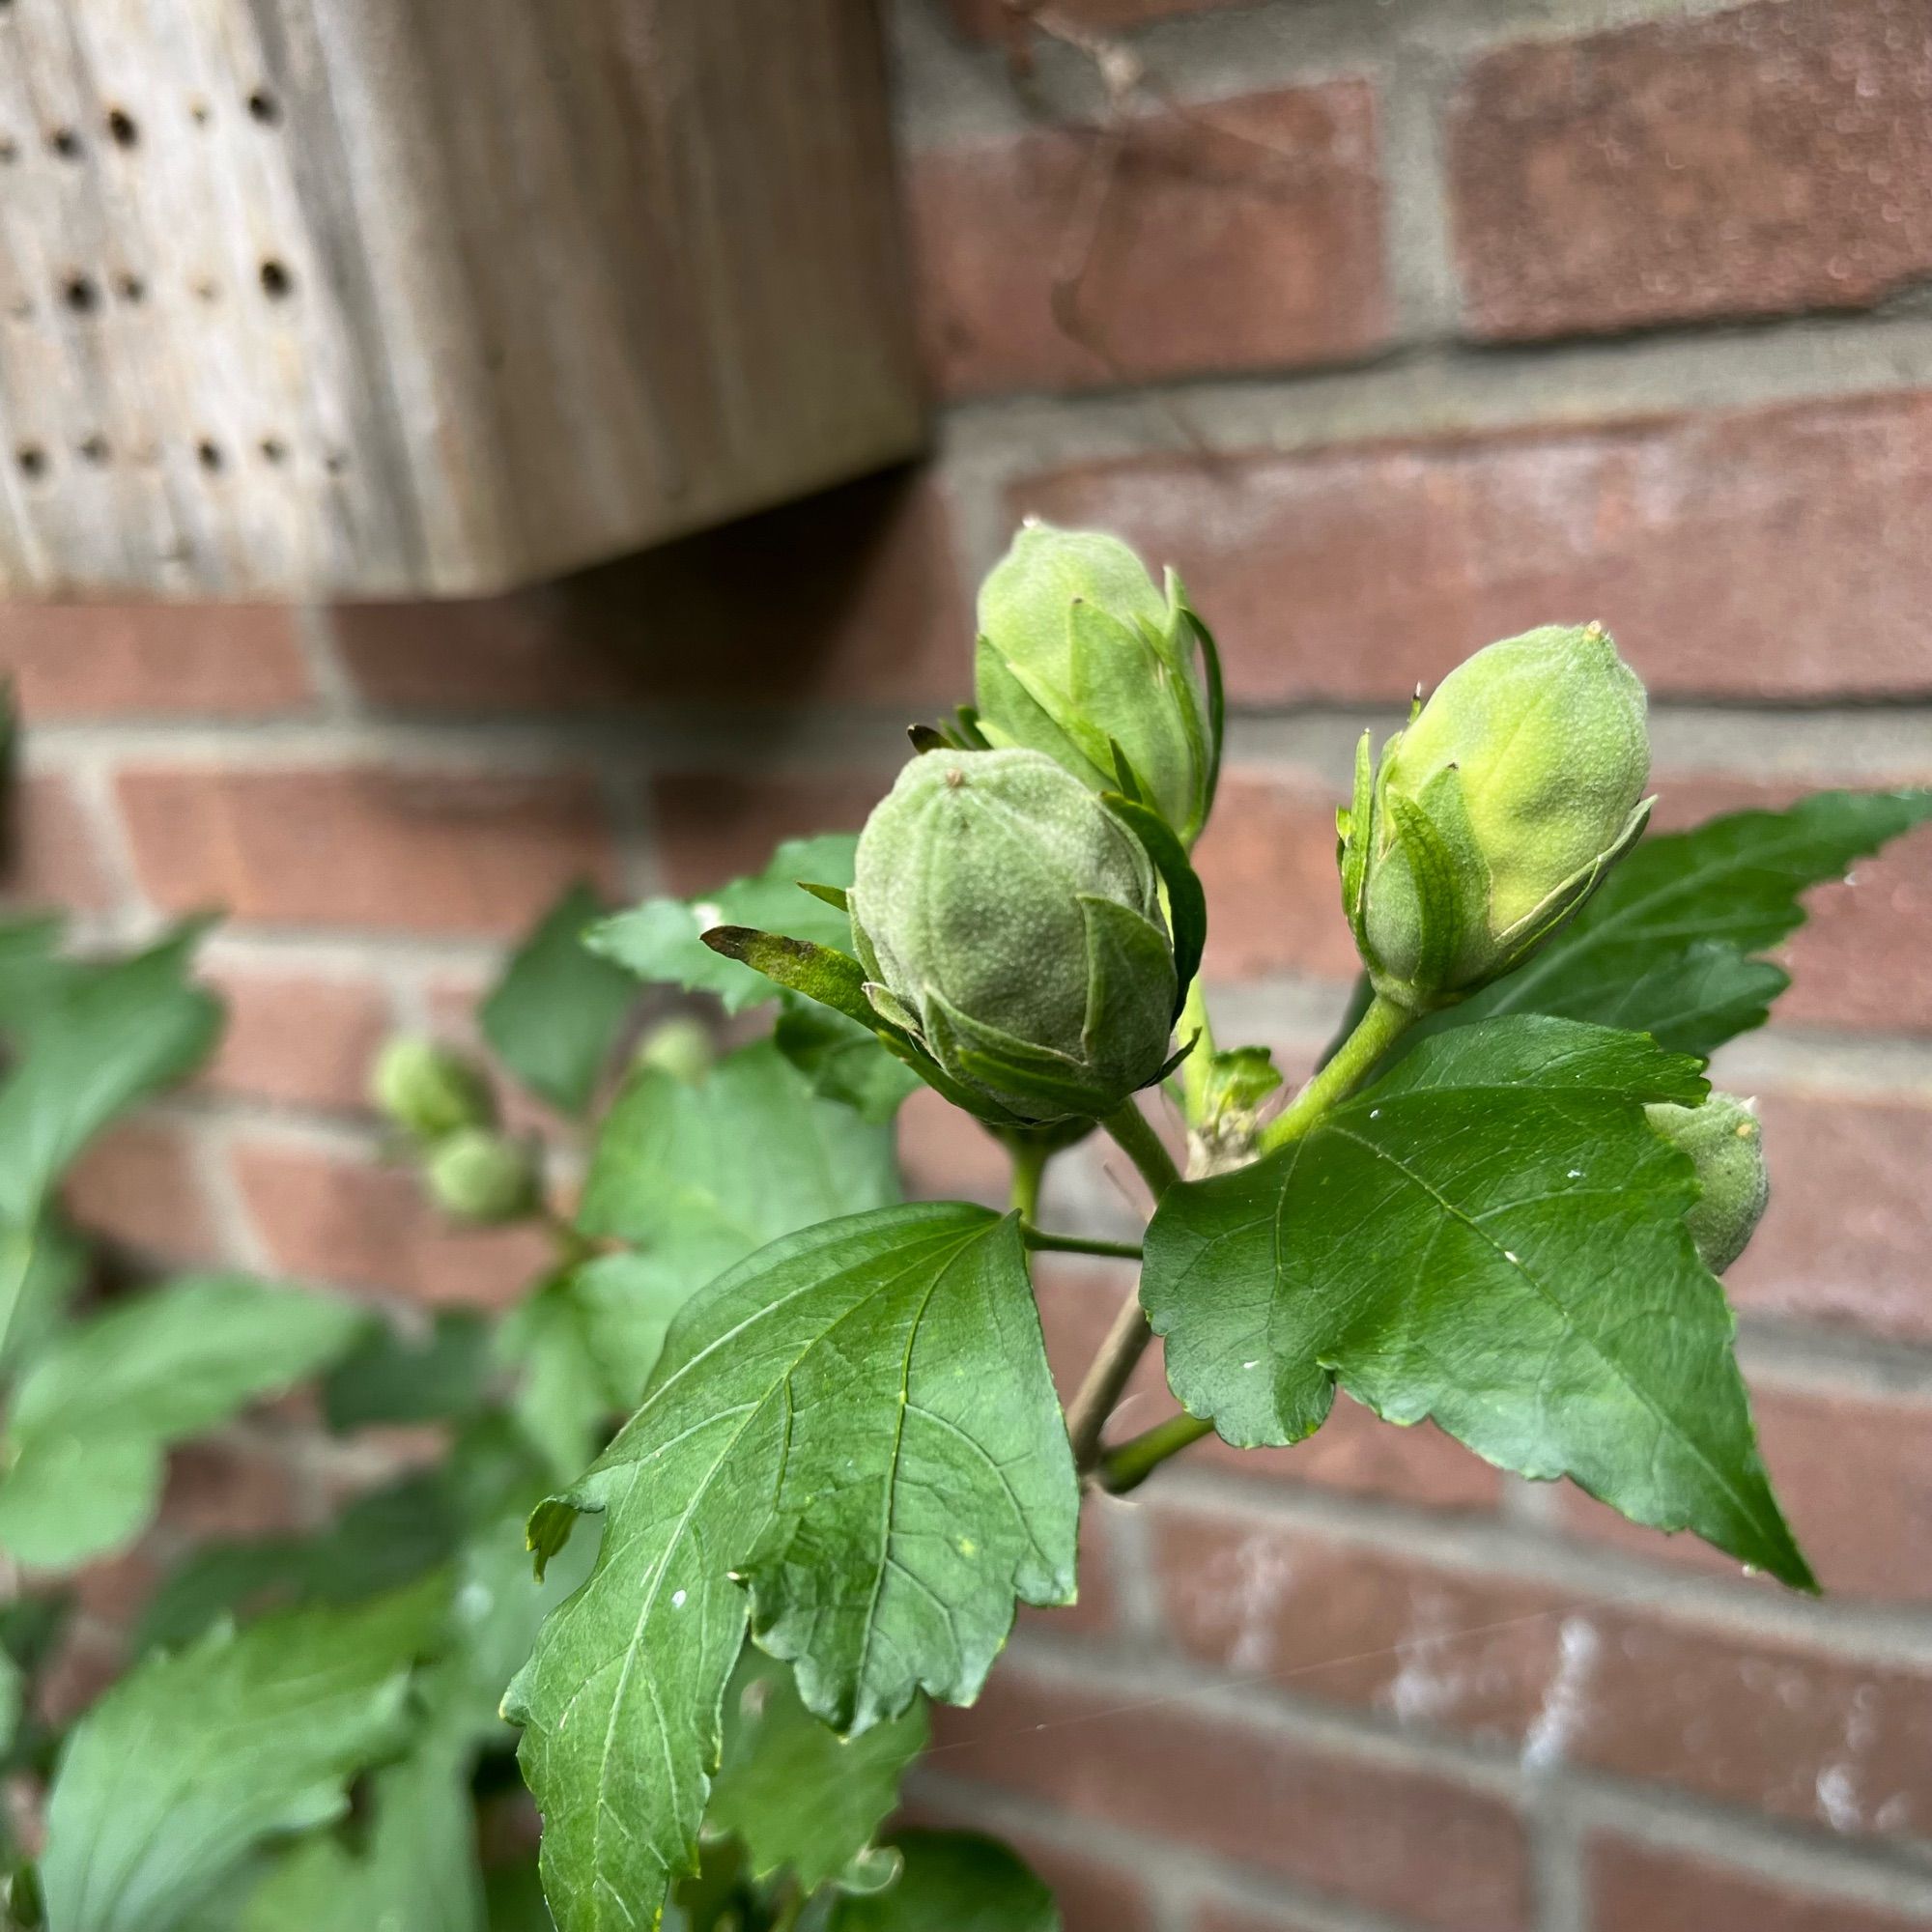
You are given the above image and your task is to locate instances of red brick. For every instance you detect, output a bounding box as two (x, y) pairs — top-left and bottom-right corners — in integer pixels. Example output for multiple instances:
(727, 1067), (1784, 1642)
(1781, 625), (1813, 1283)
(198, 968), (392, 1114)
(5, 772), (115, 913)
(910, 84), (1386, 398)
(1019, 1492), (1122, 1641)
(1450, 0), (1932, 343)
(1148, 1504), (1932, 1838)
(928, 1664), (1530, 1932)
(1724, 1092), (1932, 1343)
(333, 470), (968, 713)
(0, 605), (311, 720)
(897, 1086), (1012, 1207)
(1192, 769), (1356, 984)
(648, 769), (892, 896)
(1650, 777), (1932, 1036)
(1587, 1834), (1931, 1932)
(64, 1118), (221, 1264)
(160, 1436), (306, 1541)
(949, 0), (1245, 37)
(116, 764), (618, 938)
(1189, 1904), (1334, 1932)
(228, 1134), (554, 1309)
(1558, 1382), (1932, 1606)
(1014, 391), (1932, 704)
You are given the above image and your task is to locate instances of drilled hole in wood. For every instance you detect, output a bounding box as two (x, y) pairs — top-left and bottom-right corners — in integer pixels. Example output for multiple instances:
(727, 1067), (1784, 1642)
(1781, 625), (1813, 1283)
(0, 137), (15, 164)
(247, 89), (280, 127)
(62, 274), (99, 315)
(78, 434), (109, 466)
(259, 436), (288, 466)
(116, 272), (145, 304)
(106, 108), (138, 148)
(15, 444), (46, 480)
(259, 258), (294, 300)
(48, 128), (81, 159)
(188, 99), (211, 127)
(324, 448), (349, 475)
(193, 277), (220, 304)
(197, 439), (224, 473)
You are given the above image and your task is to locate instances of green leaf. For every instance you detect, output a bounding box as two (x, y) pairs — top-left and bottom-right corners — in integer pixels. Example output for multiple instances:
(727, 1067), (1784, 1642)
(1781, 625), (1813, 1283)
(504, 1205), (1077, 1932)
(578, 1039), (899, 1276)
(708, 1655), (928, 1893)
(0, 1215), (86, 1378)
(0, 1277), (364, 1570)
(773, 1000), (922, 1123)
(0, 925), (221, 1228)
(1438, 789), (1932, 1055)
(828, 1833), (1059, 1932)
(1143, 1016), (1811, 1588)
(323, 1311), (494, 1433)
(482, 881), (637, 1114)
(501, 1254), (696, 1477)
(39, 1584), (442, 1932)
(591, 836), (860, 1013)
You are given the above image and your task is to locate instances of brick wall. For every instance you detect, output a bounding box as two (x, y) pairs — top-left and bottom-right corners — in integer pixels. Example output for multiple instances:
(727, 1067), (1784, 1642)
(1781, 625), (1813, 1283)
(7, 1), (1932, 1926)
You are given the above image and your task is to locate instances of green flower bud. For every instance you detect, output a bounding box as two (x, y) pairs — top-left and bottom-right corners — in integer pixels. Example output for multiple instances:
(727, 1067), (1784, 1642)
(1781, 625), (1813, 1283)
(1341, 623), (1652, 1009)
(849, 747), (1178, 1123)
(425, 1128), (542, 1226)
(1646, 1094), (1770, 1274)
(976, 521), (1218, 846)
(372, 1037), (496, 1142)
(632, 1015), (713, 1087)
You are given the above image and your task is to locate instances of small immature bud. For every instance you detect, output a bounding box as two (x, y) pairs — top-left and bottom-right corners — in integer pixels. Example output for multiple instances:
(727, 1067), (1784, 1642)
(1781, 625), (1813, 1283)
(849, 747), (1177, 1122)
(371, 1037), (496, 1142)
(633, 1015), (713, 1087)
(1341, 624), (1653, 1009)
(1646, 1094), (1770, 1274)
(425, 1128), (542, 1226)
(975, 522), (1218, 847)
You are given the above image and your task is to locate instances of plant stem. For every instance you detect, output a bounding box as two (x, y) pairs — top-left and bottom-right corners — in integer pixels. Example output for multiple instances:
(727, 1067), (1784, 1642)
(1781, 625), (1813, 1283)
(1095, 1412), (1213, 1493)
(1099, 1099), (1181, 1199)
(1177, 976), (1216, 1124)
(1257, 991), (1415, 1155)
(1021, 1225), (1143, 1260)
(1008, 1136), (1050, 1221)
(1060, 1101), (1182, 1471)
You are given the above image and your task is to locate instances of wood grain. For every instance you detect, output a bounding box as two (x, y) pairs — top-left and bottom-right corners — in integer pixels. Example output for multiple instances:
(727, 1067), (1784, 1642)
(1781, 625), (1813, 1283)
(0, 0), (923, 596)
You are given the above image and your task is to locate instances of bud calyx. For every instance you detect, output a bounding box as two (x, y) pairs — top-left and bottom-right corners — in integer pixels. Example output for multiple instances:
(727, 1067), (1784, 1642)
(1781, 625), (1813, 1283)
(849, 747), (1178, 1122)
(975, 522), (1219, 847)
(1341, 624), (1652, 1010)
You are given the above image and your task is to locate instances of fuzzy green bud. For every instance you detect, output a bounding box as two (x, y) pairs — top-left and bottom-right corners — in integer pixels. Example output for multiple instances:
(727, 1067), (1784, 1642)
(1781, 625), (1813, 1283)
(1646, 1094), (1770, 1274)
(976, 521), (1218, 846)
(632, 1015), (714, 1087)
(371, 1037), (496, 1142)
(1341, 624), (1652, 1009)
(849, 747), (1177, 1123)
(425, 1128), (541, 1226)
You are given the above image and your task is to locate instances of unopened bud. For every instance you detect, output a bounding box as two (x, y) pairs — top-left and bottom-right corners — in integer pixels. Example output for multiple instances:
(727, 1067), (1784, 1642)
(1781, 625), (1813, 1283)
(1646, 1094), (1769, 1274)
(1341, 624), (1652, 1009)
(976, 523), (1218, 847)
(371, 1037), (495, 1142)
(426, 1129), (541, 1226)
(850, 748), (1177, 1122)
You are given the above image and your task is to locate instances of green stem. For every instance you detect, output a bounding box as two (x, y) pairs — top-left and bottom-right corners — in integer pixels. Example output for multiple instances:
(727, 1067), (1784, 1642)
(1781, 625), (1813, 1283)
(1008, 1136), (1049, 1222)
(1257, 991), (1415, 1155)
(1062, 1100), (1183, 1473)
(1021, 1226), (1143, 1261)
(1095, 1412), (1214, 1493)
(1177, 976), (1217, 1125)
(1099, 1100), (1181, 1199)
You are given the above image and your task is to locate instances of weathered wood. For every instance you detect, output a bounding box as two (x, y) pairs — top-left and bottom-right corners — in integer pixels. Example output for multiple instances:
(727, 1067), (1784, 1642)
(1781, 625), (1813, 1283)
(0, 0), (923, 597)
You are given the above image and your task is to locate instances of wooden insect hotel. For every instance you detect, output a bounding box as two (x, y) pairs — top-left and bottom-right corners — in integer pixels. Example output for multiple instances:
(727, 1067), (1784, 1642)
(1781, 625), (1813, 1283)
(0, 0), (924, 597)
